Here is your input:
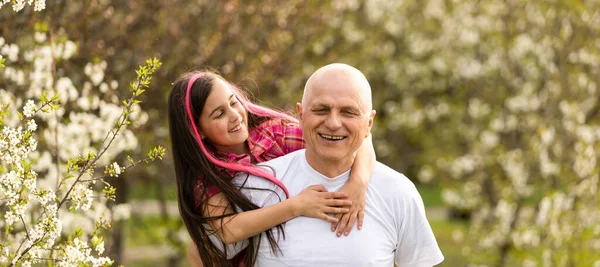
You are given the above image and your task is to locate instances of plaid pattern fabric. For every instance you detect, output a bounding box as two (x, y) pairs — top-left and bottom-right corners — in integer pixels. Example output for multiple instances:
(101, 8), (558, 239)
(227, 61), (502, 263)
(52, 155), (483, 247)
(194, 119), (305, 203)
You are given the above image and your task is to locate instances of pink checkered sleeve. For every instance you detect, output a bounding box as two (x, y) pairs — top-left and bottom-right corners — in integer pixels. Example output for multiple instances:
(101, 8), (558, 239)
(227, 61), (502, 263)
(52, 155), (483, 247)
(269, 120), (305, 154)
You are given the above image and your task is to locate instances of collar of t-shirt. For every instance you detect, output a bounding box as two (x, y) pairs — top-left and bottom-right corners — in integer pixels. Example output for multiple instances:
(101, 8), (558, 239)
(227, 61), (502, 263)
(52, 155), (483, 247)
(299, 150), (352, 189)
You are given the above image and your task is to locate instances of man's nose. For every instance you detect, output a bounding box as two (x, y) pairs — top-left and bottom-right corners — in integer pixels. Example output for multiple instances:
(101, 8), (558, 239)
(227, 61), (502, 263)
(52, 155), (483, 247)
(324, 112), (342, 129)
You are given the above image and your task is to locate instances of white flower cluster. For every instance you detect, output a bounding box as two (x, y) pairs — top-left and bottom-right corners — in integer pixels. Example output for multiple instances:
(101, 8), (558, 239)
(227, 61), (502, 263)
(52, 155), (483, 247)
(105, 162), (122, 177)
(69, 183), (94, 211)
(1, 41), (19, 62)
(32, 188), (56, 205)
(22, 99), (36, 117)
(0, 0), (46, 12)
(57, 237), (111, 267)
(84, 61), (107, 86)
(1, 125), (38, 165)
(341, 0), (600, 263)
(500, 150), (532, 197)
(0, 11), (158, 266)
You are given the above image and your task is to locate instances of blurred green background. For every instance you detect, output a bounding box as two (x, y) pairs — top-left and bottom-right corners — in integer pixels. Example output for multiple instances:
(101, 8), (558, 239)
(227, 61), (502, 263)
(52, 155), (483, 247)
(3, 0), (600, 266)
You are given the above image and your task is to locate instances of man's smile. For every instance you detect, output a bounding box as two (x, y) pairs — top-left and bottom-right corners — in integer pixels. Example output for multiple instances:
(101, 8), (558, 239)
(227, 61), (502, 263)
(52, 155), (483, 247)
(318, 133), (347, 141)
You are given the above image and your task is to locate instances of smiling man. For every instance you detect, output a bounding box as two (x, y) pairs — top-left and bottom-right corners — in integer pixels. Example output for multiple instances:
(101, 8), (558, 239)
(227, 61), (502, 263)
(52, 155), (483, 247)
(235, 63), (444, 266)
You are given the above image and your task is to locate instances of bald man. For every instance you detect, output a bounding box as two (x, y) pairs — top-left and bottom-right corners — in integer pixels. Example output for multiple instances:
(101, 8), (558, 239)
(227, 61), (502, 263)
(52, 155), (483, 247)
(234, 63), (444, 266)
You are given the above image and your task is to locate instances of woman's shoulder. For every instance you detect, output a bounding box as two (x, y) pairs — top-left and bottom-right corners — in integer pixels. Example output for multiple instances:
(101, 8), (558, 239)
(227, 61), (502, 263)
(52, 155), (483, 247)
(250, 118), (300, 137)
(254, 118), (299, 131)
(249, 118), (304, 160)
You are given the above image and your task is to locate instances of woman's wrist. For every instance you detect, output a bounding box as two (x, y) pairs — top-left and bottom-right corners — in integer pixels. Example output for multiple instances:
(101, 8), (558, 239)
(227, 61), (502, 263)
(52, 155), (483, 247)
(286, 196), (302, 218)
(349, 172), (370, 187)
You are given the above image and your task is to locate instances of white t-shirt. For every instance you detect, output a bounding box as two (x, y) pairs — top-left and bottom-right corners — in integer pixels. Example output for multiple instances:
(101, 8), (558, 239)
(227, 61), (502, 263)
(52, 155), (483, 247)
(233, 149), (444, 267)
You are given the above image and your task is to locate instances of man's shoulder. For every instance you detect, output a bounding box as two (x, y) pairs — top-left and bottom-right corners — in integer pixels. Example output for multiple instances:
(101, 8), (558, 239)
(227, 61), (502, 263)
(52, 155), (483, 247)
(257, 149), (305, 176)
(371, 162), (420, 198)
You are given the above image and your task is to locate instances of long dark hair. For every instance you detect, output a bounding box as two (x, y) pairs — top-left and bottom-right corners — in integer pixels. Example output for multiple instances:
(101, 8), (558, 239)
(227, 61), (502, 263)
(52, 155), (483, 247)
(168, 71), (294, 266)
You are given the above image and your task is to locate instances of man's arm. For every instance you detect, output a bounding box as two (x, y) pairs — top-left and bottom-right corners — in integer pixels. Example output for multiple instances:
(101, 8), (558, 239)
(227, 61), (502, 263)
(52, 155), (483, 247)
(394, 186), (445, 267)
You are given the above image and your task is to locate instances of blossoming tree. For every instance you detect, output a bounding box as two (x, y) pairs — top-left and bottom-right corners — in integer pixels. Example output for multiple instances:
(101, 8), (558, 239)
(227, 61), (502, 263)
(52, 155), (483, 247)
(4, 0), (599, 266)
(1, 2), (164, 266)
(308, 0), (600, 265)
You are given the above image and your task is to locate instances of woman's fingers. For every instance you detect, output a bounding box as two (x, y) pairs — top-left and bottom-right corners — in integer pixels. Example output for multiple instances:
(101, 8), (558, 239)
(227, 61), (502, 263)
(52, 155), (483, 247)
(307, 184), (327, 192)
(325, 199), (352, 207)
(336, 214), (349, 237)
(322, 214), (339, 223)
(324, 206), (350, 214)
(331, 214), (342, 231)
(357, 210), (365, 230)
(338, 212), (357, 236)
(320, 191), (349, 199)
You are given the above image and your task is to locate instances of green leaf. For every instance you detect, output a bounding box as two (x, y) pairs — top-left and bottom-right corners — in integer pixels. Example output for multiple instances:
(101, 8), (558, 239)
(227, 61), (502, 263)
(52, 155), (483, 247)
(34, 22), (48, 32)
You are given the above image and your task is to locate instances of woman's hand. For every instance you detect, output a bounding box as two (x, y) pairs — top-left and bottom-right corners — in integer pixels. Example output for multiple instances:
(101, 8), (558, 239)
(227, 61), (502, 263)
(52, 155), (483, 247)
(291, 184), (352, 224)
(330, 181), (366, 237)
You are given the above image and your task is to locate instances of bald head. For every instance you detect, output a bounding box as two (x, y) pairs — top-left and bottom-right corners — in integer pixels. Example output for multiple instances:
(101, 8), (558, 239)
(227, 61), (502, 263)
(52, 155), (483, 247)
(302, 63), (373, 113)
(297, 63), (376, 177)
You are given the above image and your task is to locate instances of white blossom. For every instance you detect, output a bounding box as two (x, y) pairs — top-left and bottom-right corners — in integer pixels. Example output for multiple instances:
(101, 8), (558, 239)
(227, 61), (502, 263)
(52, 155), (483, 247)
(34, 32), (47, 43)
(95, 240), (105, 254)
(22, 99), (36, 117)
(1, 43), (19, 62)
(112, 203), (131, 221)
(34, 0), (45, 11)
(417, 165), (435, 183)
(27, 119), (37, 132)
(70, 183), (93, 211)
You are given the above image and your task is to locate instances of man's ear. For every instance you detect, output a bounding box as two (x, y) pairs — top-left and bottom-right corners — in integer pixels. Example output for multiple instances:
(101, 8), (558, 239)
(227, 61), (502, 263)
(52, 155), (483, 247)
(367, 109), (376, 134)
(296, 102), (303, 123)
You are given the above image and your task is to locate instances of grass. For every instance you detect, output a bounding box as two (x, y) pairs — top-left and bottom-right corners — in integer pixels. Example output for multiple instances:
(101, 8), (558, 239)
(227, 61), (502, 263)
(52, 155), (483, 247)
(416, 184), (445, 207)
(128, 180), (178, 201)
(125, 215), (183, 247)
(429, 219), (469, 266)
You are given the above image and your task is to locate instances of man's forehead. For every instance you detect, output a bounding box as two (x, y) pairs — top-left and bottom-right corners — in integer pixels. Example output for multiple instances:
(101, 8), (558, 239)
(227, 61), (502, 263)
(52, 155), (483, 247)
(305, 78), (370, 111)
(308, 99), (362, 109)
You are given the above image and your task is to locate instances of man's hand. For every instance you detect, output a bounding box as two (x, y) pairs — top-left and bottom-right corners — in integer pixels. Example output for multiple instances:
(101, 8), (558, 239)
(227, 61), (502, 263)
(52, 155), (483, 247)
(330, 181), (366, 236)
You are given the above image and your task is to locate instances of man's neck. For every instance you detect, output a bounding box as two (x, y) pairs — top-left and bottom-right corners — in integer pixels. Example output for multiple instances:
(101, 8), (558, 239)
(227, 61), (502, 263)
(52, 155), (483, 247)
(304, 150), (354, 178)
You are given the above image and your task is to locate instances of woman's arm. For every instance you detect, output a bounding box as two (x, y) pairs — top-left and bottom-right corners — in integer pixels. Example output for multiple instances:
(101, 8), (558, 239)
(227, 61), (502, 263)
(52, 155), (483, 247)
(188, 243), (204, 267)
(188, 184), (351, 265)
(331, 133), (376, 236)
(261, 120), (375, 236)
(204, 184), (351, 244)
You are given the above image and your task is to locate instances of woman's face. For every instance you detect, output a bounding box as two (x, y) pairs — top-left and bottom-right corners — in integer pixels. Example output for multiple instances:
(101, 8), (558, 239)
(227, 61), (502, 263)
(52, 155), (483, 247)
(198, 78), (249, 154)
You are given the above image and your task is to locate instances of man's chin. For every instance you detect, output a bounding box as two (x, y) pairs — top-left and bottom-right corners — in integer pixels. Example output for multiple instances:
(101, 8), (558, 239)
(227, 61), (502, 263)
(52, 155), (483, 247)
(315, 152), (349, 163)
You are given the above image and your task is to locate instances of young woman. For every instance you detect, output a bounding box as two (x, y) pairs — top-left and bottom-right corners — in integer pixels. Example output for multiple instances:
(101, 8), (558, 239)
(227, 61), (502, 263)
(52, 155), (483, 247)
(168, 71), (375, 267)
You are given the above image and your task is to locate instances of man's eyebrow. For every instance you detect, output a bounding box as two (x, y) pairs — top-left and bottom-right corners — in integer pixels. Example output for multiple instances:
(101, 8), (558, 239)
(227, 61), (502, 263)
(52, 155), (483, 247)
(310, 103), (330, 109)
(208, 94), (235, 117)
(341, 106), (361, 112)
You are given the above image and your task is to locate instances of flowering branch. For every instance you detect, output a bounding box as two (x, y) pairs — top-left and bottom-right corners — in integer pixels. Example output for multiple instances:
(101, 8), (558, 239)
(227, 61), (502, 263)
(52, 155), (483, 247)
(2, 58), (163, 267)
(56, 58), (162, 211)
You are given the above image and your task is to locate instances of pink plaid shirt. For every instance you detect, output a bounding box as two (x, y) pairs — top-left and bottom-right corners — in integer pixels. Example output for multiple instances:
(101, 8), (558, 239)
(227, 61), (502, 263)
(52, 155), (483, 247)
(194, 119), (305, 205)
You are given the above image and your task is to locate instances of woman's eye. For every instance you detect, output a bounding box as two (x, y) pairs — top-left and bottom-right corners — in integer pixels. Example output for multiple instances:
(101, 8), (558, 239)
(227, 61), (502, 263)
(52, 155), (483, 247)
(215, 112), (224, 119)
(231, 101), (238, 106)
